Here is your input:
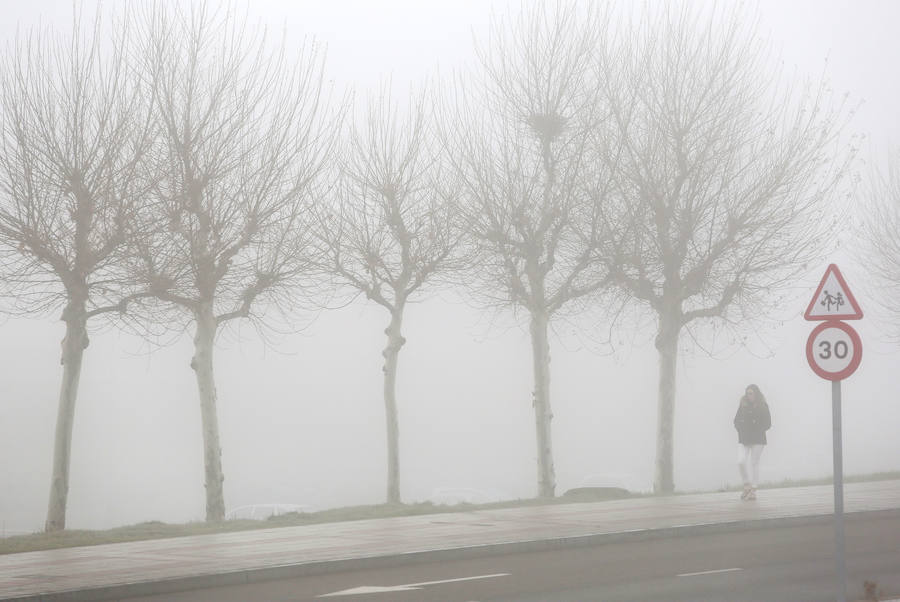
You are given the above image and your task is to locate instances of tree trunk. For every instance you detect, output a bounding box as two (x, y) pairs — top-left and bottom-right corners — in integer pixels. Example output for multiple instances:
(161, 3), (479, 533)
(529, 309), (556, 498)
(191, 304), (226, 521)
(44, 299), (88, 532)
(653, 308), (682, 494)
(382, 308), (406, 504)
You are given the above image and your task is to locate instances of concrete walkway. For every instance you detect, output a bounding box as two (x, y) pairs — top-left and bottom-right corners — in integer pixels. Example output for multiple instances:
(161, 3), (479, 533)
(3, 480), (900, 601)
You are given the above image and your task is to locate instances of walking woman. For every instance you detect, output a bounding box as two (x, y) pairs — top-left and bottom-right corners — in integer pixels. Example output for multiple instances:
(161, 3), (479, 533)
(734, 384), (771, 501)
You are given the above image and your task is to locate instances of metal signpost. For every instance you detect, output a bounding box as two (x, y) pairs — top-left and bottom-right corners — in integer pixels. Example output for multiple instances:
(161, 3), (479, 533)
(804, 264), (863, 602)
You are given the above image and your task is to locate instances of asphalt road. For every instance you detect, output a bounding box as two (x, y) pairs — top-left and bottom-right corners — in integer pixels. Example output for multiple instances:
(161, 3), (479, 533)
(126, 510), (900, 602)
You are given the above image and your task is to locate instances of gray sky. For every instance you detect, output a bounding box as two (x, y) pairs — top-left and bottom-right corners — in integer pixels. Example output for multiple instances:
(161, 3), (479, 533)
(2, 0), (900, 534)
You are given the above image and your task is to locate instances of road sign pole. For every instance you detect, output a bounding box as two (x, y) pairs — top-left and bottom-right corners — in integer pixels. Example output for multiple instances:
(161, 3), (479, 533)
(832, 379), (847, 602)
(804, 264), (862, 602)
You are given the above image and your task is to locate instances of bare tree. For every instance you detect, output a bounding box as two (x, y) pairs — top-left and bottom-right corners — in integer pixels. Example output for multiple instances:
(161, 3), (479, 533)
(857, 150), (900, 338)
(130, 2), (339, 522)
(0, 11), (153, 531)
(595, 4), (854, 493)
(315, 87), (461, 504)
(445, 2), (615, 498)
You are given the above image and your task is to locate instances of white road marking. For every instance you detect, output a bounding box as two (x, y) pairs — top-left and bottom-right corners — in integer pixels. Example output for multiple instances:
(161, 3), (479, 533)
(317, 572), (510, 597)
(677, 567), (743, 577)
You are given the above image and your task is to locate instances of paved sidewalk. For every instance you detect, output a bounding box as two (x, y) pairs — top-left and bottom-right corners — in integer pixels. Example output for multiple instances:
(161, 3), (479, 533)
(3, 480), (900, 601)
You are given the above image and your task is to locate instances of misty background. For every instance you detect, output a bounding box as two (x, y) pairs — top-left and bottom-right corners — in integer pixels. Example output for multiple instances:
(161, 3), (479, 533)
(2, 0), (899, 534)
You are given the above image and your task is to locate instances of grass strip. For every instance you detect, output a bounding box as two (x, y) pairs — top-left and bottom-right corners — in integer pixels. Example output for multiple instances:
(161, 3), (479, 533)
(3, 471), (898, 555)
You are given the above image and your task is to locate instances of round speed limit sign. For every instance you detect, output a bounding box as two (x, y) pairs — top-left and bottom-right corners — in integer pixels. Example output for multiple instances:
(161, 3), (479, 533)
(806, 320), (862, 381)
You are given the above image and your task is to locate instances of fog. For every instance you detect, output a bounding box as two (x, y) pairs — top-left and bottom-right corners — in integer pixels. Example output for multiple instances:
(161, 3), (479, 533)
(2, 0), (900, 534)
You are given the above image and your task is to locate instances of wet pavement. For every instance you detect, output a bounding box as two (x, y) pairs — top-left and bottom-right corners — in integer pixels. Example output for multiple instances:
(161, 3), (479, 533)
(2, 480), (899, 601)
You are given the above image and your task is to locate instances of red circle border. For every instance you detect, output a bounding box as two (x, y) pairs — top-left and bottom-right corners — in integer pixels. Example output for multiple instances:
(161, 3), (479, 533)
(806, 320), (862, 381)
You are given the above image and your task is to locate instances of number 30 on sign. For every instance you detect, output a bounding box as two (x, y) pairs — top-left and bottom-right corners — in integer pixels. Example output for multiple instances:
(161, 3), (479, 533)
(805, 320), (862, 381)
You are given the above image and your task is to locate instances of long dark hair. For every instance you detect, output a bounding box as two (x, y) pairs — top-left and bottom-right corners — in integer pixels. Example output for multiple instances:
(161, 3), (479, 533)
(745, 384), (766, 406)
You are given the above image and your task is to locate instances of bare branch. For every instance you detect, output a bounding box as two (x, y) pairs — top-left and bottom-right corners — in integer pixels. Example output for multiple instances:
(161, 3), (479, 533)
(445, 1), (616, 320)
(855, 149), (900, 340)
(129, 1), (341, 332)
(596, 2), (856, 332)
(316, 83), (461, 313)
(0, 6), (154, 321)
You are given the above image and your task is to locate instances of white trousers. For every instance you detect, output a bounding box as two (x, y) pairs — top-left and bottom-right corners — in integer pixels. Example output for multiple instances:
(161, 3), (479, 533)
(737, 444), (765, 488)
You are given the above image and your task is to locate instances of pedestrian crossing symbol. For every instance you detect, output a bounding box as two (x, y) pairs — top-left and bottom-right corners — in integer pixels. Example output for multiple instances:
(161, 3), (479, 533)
(804, 264), (863, 321)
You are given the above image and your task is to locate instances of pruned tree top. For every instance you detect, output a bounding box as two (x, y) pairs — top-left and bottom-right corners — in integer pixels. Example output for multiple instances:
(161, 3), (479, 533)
(0, 7), (153, 320)
(129, 1), (342, 330)
(857, 149), (900, 340)
(596, 2), (857, 330)
(443, 1), (615, 318)
(316, 84), (462, 312)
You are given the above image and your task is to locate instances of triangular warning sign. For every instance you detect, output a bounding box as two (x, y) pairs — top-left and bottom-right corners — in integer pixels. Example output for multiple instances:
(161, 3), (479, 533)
(804, 264), (863, 320)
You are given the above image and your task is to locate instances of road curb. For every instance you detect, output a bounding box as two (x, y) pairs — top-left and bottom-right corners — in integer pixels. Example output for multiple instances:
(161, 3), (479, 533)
(9, 508), (900, 601)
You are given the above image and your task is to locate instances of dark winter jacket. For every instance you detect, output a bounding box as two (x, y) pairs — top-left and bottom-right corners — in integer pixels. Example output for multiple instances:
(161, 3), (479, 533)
(734, 398), (771, 445)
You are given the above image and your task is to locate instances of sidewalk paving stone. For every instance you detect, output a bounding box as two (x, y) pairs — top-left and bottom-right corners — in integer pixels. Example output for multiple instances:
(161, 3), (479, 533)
(2, 480), (899, 601)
